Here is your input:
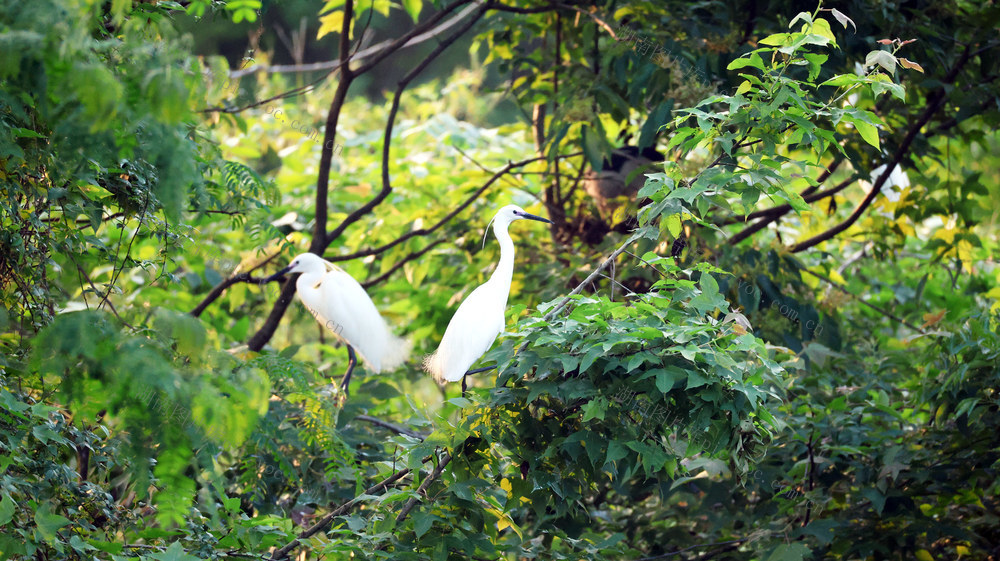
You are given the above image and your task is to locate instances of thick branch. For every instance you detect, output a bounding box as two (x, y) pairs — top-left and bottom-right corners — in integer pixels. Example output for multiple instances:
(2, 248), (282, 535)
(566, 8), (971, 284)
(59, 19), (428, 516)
(246, 0), (357, 352)
(324, 4), (490, 247)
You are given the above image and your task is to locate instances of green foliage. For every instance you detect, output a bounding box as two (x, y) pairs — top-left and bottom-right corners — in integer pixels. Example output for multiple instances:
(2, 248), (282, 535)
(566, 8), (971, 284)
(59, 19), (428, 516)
(1, 0), (999, 559)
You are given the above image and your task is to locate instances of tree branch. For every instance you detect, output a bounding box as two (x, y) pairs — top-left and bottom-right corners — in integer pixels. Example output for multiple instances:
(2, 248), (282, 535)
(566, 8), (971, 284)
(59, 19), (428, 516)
(360, 240), (443, 289)
(327, 155), (548, 262)
(269, 467), (414, 560)
(247, 0), (357, 352)
(324, 3), (490, 247)
(789, 45), (973, 253)
(727, 174), (855, 245)
(355, 414), (428, 440)
(395, 452), (452, 523)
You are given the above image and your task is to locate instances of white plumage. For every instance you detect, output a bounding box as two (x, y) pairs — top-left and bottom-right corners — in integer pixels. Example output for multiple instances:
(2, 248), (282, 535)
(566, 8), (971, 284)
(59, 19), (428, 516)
(425, 205), (551, 384)
(273, 253), (410, 373)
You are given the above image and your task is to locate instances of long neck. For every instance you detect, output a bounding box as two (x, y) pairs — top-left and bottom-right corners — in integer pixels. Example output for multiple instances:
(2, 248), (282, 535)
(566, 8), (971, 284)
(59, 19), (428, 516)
(488, 221), (515, 307)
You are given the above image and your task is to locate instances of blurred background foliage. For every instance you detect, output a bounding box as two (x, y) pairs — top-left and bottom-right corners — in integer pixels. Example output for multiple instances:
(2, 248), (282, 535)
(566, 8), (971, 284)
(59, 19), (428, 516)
(1, 0), (998, 559)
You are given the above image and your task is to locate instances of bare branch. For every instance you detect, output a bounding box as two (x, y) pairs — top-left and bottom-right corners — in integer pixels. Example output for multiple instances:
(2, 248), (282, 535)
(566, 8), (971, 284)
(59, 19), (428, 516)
(355, 414), (428, 440)
(327, 155), (548, 262)
(360, 240), (443, 289)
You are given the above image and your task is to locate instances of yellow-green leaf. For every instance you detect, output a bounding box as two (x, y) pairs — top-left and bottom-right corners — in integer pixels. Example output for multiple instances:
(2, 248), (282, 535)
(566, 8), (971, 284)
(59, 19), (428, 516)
(665, 213), (682, 238)
(318, 11), (346, 40)
(854, 119), (880, 149)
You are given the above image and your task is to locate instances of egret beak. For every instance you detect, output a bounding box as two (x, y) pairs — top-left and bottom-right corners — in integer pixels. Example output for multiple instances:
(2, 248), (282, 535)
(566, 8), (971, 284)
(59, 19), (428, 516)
(261, 264), (293, 284)
(519, 211), (553, 224)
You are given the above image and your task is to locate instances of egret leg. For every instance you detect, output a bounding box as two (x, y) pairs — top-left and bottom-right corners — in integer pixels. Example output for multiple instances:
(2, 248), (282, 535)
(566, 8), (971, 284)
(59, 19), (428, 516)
(460, 365), (495, 398)
(340, 346), (357, 399)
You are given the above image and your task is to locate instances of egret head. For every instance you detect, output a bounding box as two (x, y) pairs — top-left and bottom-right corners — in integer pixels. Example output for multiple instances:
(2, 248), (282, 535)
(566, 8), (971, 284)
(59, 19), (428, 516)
(493, 204), (553, 227)
(261, 253), (327, 283)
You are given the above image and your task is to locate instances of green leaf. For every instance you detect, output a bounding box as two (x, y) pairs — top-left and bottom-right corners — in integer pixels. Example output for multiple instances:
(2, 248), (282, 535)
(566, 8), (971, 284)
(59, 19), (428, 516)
(764, 543), (812, 561)
(581, 126), (606, 171)
(665, 214), (682, 238)
(400, 0), (421, 22)
(727, 53), (765, 72)
(414, 512), (435, 538)
(34, 508), (71, 544)
(655, 368), (686, 393)
(0, 494), (14, 525)
(606, 440), (628, 464)
(581, 397), (608, 422)
(853, 119), (880, 149)
(149, 542), (202, 561)
(865, 50), (897, 75)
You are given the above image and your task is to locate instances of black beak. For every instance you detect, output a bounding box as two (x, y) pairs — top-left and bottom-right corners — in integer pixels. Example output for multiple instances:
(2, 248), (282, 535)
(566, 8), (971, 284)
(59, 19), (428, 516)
(519, 211), (553, 224)
(260, 264), (293, 284)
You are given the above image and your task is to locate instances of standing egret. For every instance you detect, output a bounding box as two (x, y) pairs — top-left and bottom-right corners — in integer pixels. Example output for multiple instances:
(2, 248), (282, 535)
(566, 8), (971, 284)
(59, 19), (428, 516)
(263, 253), (410, 396)
(424, 205), (552, 387)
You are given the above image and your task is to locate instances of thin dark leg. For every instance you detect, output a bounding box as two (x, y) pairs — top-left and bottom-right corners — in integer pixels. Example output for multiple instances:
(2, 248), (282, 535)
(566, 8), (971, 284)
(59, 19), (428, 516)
(460, 364), (495, 397)
(340, 346), (357, 399)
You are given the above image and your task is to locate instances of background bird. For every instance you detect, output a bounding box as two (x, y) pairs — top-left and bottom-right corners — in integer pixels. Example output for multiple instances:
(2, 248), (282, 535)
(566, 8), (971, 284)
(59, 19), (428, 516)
(425, 205), (552, 387)
(264, 253), (410, 395)
(583, 145), (663, 216)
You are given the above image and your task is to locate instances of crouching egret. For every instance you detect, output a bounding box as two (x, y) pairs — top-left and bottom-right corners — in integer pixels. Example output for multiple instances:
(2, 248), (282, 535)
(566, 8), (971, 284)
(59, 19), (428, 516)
(263, 253), (410, 396)
(424, 205), (552, 388)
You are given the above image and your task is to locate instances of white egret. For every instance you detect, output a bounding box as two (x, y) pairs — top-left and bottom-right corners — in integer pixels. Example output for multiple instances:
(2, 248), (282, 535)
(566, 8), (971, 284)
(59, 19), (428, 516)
(263, 253), (410, 396)
(424, 205), (552, 387)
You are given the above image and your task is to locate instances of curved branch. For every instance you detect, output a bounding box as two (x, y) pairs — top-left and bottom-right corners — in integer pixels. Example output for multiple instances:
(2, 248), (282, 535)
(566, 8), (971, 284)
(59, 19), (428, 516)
(324, 3), (490, 248)
(269, 467), (413, 560)
(360, 240), (443, 289)
(327, 155), (548, 262)
(789, 45), (972, 253)
(395, 452), (452, 523)
(355, 414), (428, 440)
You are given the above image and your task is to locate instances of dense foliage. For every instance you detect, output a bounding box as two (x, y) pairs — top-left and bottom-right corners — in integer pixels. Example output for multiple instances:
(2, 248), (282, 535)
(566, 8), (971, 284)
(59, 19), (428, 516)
(1, 0), (998, 560)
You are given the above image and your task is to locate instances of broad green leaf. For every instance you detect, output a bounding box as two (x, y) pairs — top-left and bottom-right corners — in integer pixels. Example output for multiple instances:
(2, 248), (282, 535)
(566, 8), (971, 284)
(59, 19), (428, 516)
(34, 508), (71, 544)
(0, 494), (14, 525)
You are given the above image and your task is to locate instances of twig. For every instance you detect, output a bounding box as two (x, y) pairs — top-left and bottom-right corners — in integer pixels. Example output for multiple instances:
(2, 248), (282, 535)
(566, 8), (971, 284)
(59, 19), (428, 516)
(189, 252), (282, 317)
(326, 155), (548, 261)
(636, 538), (747, 560)
(360, 240), (443, 289)
(396, 452), (452, 523)
(355, 414), (428, 440)
(269, 467), (414, 560)
(797, 267), (926, 334)
(543, 235), (636, 321)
